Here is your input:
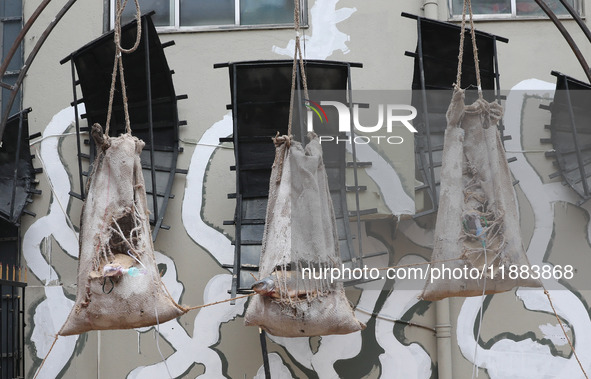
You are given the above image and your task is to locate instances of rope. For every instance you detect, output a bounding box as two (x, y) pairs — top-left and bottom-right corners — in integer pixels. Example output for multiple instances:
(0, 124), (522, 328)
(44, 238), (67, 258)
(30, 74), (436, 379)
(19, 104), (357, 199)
(286, 0), (309, 138)
(184, 293), (256, 311)
(355, 306), (436, 333)
(274, 0), (310, 183)
(105, 0), (142, 135)
(33, 334), (59, 379)
(32, 291), (254, 377)
(455, 0), (483, 100)
(544, 288), (589, 379)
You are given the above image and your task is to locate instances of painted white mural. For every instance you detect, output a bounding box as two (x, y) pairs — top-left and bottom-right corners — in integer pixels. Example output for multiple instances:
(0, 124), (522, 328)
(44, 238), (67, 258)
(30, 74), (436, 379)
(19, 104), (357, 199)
(25, 106), (81, 379)
(456, 79), (591, 378)
(21, 0), (591, 377)
(273, 0), (357, 60)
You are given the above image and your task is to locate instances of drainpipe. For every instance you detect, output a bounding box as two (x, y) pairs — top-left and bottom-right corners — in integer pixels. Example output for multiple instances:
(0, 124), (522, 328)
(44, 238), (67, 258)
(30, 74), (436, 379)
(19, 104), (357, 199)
(423, 0), (439, 19)
(436, 298), (453, 379)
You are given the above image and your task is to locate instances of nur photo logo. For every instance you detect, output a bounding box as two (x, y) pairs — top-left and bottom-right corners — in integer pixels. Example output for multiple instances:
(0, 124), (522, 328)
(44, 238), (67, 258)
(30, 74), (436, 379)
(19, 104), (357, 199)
(305, 99), (418, 145)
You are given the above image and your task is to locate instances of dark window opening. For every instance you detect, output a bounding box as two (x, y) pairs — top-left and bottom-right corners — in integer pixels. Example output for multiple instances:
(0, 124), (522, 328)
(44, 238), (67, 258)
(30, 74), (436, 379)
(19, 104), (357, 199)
(403, 13), (507, 217)
(62, 12), (188, 241)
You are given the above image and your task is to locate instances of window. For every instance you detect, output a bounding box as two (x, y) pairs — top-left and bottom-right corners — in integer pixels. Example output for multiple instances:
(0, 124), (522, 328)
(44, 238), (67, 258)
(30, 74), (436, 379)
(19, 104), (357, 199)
(449, 0), (582, 19)
(112, 0), (306, 31)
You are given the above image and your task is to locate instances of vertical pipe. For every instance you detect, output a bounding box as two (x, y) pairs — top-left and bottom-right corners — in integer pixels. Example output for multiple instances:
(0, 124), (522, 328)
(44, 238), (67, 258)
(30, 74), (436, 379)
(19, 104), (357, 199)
(423, 0), (439, 19)
(71, 60), (85, 199)
(417, 17), (439, 211)
(143, 18), (159, 227)
(436, 298), (453, 379)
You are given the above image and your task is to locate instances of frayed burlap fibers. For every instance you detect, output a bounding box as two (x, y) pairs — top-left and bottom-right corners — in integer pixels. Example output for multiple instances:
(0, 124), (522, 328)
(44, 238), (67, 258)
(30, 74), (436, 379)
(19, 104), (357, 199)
(59, 125), (186, 336)
(245, 133), (365, 337)
(420, 89), (540, 301)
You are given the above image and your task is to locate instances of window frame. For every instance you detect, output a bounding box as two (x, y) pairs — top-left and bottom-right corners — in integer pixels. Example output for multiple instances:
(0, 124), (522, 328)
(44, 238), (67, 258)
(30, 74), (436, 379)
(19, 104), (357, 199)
(110, 0), (308, 33)
(447, 0), (584, 21)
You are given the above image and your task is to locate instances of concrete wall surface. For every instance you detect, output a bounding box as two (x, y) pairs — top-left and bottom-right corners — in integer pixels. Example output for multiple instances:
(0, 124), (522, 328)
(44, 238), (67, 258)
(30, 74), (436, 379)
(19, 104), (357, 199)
(13, 0), (591, 378)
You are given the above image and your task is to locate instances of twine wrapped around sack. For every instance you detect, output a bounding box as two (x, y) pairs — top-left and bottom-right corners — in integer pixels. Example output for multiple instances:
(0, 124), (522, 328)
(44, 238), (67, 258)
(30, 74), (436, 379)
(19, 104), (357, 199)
(244, 133), (365, 336)
(420, 89), (540, 301)
(59, 125), (186, 336)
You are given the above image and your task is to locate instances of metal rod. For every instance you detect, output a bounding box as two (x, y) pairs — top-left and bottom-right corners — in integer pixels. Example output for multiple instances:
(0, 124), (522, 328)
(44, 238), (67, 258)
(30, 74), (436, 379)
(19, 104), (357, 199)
(0, 0), (80, 142)
(532, 0), (591, 83)
(10, 285), (14, 377)
(558, 0), (591, 44)
(0, 0), (52, 83)
(143, 19), (159, 227)
(9, 112), (24, 221)
(71, 59), (85, 199)
(21, 285), (25, 377)
(259, 329), (271, 379)
(230, 65), (241, 303)
(416, 16), (439, 211)
(346, 64), (364, 266)
(563, 77), (590, 196)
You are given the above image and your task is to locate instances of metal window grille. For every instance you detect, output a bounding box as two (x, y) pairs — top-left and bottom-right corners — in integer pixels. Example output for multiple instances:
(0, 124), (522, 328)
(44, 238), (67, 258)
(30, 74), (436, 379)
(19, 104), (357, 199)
(0, 109), (40, 225)
(403, 12), (508, 217)
(62, 12), (187, 241)
(0, 219), (26, 379)
(214, 59), (384, 300)
(542, 71), (591, 200)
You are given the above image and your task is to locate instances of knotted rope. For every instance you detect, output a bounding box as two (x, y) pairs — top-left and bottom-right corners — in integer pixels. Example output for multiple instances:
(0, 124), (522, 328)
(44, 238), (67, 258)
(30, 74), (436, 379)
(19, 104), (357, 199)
(105, 0), (142, 135)
(273, 0), (310, 182)
(455, 0), (483, 100)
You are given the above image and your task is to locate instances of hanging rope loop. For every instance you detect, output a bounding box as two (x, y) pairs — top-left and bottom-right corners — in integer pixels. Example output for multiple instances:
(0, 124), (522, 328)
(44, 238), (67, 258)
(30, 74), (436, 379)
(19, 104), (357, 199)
(274, 0), (309, 183)
(105, 0), (142, 136)
(114, 0), (142, 53)
(286, 0), (309, 138)
(455, 0), (483, 100)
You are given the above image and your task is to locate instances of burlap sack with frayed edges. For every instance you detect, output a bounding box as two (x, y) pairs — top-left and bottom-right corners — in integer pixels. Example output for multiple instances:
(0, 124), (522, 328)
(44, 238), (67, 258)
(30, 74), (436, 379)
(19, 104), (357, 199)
(421, 89), (541, 301)
(59, 124), (186, 336)
(244, 133), (365, 337)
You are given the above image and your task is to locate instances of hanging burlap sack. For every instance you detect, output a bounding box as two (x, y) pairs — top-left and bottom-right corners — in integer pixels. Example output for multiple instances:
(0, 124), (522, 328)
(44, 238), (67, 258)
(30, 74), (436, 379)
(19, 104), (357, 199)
(59, 124), (186, 336)
(421, 89), (540, 301)
(244, 133), (365, 337)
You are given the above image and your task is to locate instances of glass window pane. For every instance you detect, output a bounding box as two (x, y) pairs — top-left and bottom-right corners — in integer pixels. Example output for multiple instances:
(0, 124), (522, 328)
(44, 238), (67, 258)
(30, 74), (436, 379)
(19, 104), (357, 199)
(240, 0), (294, 25)
(119, 0), (171, 26)
(180, 0), (235, 26)
(516, 0), (573, 16)
(451, 0), (511, 15)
